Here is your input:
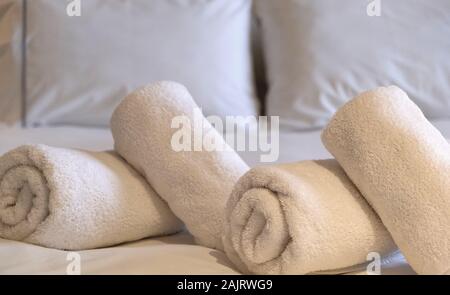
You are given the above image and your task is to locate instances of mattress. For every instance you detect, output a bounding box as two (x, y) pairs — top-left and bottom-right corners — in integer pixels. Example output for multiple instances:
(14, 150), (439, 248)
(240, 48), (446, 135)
(4, 121), (450, 275)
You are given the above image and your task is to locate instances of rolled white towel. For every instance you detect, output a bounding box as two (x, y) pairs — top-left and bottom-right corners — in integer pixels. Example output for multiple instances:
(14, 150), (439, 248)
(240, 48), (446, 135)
(322, 86), (450, 275)
(0, 145), (182, 250)
(111, 81), (249, 250)
(223, 160), (396, 274)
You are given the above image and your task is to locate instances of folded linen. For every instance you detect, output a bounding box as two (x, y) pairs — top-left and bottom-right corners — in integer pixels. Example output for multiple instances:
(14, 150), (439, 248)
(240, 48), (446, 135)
(111, 81), (249, 250)
(322, 86), (450, 274)
(0, 144), (182, 250)
(223, 160), (396, 274)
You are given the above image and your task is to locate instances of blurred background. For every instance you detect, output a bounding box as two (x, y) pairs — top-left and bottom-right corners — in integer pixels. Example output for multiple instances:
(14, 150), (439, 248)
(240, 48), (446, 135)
(0, 0), (449, 163)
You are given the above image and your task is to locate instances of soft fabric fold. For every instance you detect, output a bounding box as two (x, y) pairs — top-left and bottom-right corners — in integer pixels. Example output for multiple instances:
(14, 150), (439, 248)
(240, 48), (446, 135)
(111, 81), (249, 250)
(223, 160), (396, 274)
(0, 144), (182, 250)
(322, 86), (450, 274)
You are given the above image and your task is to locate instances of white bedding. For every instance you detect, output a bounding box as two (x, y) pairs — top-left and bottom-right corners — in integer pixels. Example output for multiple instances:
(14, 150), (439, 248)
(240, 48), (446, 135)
(4, 121), (450, 274)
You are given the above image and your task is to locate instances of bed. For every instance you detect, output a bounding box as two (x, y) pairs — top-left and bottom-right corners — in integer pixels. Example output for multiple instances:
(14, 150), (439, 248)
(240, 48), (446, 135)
(1, 0), (448, 275)
(6, 122), (450, 274)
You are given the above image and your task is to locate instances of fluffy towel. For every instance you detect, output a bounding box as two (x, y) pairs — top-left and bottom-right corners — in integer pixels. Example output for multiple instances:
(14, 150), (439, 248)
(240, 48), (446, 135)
(223, 160), (396, 274)
(322, 86), (450, 275)
(0, 145), (182, 250)
(111, 81), (249, 250)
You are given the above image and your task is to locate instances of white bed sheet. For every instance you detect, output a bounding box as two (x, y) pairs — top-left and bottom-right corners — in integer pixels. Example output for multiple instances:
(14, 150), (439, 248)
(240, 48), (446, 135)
(4, 121), (450, 275)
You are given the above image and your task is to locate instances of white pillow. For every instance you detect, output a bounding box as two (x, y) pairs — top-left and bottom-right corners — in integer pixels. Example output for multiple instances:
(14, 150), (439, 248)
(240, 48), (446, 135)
(4, 0), (258, 127)
(0, 0), (22, 125)
(256, 0), (450, 130)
